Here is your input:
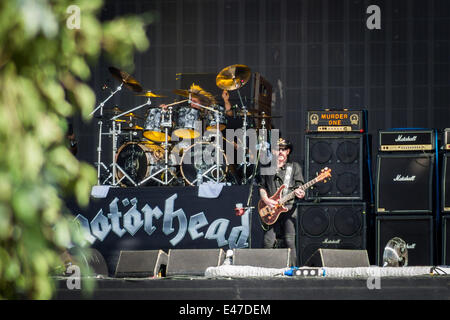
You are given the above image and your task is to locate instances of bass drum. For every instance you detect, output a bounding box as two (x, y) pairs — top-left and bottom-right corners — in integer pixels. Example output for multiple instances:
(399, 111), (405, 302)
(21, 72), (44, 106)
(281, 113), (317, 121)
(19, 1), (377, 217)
(180, 141), (228, 186)
(115, 142), (176, 186)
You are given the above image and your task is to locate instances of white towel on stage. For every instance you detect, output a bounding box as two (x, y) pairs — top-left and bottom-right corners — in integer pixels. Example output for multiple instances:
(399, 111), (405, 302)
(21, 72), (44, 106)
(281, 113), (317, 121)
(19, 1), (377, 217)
(198, 182), (225, 198)
(91, 185), (111, 198)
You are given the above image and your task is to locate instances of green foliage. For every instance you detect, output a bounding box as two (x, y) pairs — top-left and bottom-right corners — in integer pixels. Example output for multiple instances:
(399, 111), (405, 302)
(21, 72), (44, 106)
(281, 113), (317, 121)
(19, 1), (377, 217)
(0, 0), (150, 299)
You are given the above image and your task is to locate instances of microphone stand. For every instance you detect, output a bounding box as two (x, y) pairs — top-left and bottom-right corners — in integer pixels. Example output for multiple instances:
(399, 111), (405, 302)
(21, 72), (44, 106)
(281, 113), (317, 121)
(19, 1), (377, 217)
(242, 125), (268, 248)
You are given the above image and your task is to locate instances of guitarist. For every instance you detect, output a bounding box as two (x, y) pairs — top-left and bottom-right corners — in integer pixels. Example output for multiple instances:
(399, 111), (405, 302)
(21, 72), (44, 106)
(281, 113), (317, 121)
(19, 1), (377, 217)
(258, 138), (305, 266)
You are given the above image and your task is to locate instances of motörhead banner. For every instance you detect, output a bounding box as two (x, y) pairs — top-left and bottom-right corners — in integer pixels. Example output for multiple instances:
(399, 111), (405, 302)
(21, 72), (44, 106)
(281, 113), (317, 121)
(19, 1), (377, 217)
(65, 185), (264, 275)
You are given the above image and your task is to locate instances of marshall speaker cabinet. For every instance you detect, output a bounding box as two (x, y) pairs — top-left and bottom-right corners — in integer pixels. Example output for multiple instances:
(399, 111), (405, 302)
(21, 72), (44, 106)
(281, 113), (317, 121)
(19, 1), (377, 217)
(297, 202), (367, 266)
(376, 153), (434, 214)
(376, 215), (434, 266)
(442, 215), (450, 265)
(441, 153), (450, 213)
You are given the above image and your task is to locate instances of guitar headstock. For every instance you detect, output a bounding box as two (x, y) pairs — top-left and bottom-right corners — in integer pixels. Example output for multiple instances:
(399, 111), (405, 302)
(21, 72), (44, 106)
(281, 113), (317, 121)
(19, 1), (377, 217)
(316, 167), (332, 183)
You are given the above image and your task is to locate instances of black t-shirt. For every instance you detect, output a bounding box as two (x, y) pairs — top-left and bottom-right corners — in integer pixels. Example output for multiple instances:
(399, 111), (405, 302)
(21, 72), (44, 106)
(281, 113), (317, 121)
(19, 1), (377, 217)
(258, 162), (304, 210)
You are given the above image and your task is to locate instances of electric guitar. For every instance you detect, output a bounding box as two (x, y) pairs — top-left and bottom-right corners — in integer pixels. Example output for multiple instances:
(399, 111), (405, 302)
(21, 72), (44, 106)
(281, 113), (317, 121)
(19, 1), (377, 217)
(258, 167), (332, 226)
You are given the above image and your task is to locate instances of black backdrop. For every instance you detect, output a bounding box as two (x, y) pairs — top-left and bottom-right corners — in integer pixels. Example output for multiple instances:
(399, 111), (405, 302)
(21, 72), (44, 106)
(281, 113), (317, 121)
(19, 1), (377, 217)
(75, 0), (450, 170)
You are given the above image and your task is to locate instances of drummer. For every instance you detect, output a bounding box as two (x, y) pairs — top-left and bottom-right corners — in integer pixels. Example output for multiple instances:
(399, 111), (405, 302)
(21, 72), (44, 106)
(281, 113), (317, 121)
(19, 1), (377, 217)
(160, 83), (216, 115)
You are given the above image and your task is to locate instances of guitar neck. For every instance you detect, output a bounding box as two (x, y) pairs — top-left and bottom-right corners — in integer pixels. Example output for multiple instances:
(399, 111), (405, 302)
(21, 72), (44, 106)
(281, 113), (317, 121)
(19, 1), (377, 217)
(279, 177), (319, 204)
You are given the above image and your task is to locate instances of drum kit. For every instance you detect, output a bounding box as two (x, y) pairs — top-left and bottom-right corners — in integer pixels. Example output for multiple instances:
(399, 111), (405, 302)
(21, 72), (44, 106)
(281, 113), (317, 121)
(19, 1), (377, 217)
(91, 64), (280, 187)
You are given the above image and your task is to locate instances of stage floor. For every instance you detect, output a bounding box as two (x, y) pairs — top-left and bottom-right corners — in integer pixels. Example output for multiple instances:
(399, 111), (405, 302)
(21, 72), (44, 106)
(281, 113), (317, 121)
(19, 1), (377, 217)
(53, 275), (450, 300)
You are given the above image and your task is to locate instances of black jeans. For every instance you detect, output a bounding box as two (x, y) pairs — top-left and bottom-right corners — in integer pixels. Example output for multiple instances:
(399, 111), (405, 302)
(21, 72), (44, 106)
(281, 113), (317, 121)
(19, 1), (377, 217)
(263, 208), (297, 266)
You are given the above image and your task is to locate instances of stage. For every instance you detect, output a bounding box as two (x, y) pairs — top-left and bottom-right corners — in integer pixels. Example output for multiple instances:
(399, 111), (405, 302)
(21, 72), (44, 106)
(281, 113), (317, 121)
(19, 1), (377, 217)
(53, 273), (449, 300)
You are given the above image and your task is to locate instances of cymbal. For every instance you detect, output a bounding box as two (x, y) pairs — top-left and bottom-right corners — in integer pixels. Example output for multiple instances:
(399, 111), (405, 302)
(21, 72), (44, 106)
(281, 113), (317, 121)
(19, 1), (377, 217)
(173, 89), (214, 107)
(109, 106), (123, 114)
(252, 114), (282, 119)
(136, 91), (167, 98)
(216, 64), (251, 91)
(237, 110), (282, 118)
(121, 112), (143, 119)
(121, 125), (143, 131)
(108, 66), (143, 93)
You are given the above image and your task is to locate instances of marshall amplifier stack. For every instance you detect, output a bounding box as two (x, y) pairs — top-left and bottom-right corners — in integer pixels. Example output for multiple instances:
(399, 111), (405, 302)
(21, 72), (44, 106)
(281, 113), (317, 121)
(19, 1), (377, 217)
(375, 129), (435, 266)
(441, 129), (450, 265)
(298, 109), (369, 266)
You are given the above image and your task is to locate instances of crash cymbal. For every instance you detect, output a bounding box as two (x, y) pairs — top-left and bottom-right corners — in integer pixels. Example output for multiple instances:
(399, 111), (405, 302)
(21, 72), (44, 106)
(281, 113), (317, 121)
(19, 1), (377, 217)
(108, 66), (143, 93)
(216, 64), (251, 91)
(136, 91), (167, 98)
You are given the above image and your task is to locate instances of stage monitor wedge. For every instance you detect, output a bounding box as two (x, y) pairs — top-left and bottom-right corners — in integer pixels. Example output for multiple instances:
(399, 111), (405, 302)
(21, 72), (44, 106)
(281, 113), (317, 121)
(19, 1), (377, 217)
(114, 250), (168, 278)
(376, 153), (434, 214)
(304, 249), (370, 267)
(166, 249), (225, 277)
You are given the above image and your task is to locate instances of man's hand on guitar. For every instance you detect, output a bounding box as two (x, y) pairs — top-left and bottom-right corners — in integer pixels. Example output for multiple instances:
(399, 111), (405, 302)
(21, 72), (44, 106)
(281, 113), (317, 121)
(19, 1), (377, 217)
(294, 188), (305, 199)
(262, 196), (278, 208)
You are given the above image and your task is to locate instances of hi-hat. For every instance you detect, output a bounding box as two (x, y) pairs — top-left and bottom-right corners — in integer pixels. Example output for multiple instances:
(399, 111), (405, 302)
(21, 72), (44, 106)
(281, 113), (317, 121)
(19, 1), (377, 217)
(121, 112), (143, 119)
(216, 64), (251, 91)
(121, 125), (143, 131)
(136, 91), (167, 98)
(108, 66), (143, 93)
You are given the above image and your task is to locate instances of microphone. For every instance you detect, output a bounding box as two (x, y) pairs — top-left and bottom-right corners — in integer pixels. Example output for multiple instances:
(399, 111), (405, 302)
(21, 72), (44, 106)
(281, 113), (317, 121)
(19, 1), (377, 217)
(234, 203), (254, 216)
(234, 203), (245, 216)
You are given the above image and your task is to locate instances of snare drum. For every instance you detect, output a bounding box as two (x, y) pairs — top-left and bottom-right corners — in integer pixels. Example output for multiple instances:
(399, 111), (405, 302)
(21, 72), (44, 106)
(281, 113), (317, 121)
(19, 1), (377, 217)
(173, 107), (201, 139)
(205, 105), (227, 132)
(143, 108), (171, 142)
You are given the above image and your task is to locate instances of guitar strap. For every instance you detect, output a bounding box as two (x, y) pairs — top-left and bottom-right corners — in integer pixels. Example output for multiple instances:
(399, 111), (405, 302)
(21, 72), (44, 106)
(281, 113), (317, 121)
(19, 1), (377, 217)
(282, 163), (293, 197)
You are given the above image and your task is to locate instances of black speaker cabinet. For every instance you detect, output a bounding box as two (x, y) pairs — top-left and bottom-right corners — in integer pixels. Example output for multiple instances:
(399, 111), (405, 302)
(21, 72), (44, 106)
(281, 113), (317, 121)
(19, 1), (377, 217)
(376, 215), (434, 266)
(376, 153), (434, 214)
(443, 215), (450, 265)
(305, 134), (364, 200)
(166, 249), (225, 276)
(304, 249), (370, 267)
(232, 248), (291, 268)
(441, 154), (450, 213)
(297, 202), (367, 266)
(114, 250), (168, 278)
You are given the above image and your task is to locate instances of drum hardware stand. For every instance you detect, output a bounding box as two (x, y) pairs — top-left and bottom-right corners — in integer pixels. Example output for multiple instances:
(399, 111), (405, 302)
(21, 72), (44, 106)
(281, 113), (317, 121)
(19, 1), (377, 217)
(189, 95), (224, 184)
(90, 82), (123, 185)
(108, 98), (155, 186)
(137, 106), (175, 186)
(137, 99), (187, 186)
(109, 119), (139, 187)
